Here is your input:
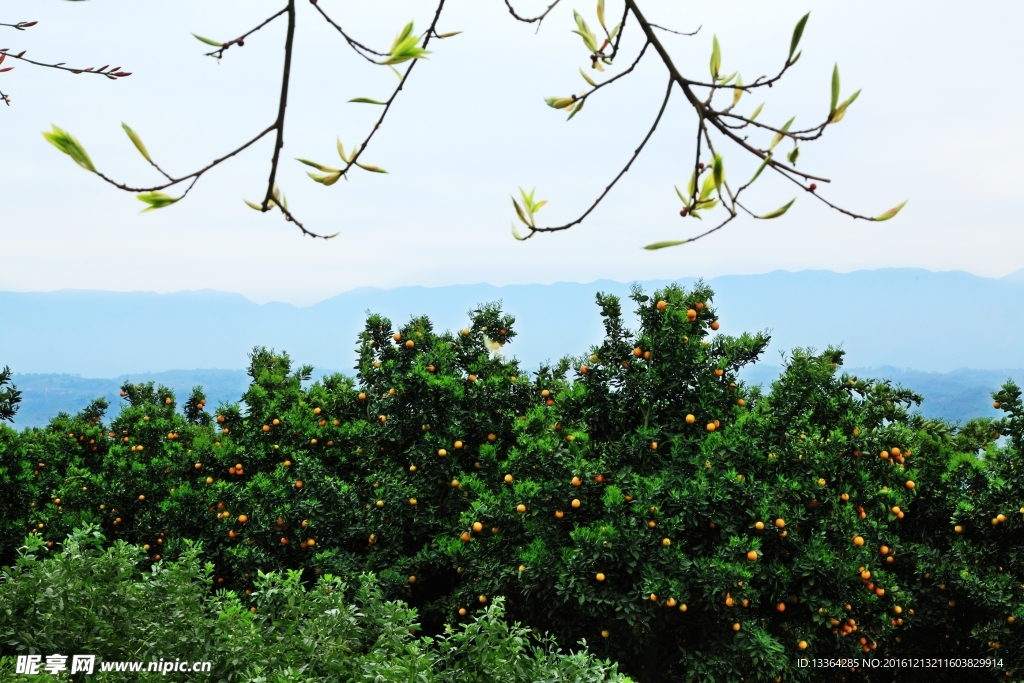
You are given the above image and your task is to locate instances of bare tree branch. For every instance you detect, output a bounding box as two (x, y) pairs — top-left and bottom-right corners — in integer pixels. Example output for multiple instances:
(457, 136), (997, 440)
(649, 22), (700, 37)
(261, 1), (297, 212)
(204, 8), (287, 59)
(523, 77), (673, 238)
(310, 2), (388, 64)
(504, 0), (563, 32)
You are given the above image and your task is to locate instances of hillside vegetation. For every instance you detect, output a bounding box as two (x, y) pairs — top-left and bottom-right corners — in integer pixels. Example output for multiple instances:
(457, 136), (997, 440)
(1, 282), (1022, 682)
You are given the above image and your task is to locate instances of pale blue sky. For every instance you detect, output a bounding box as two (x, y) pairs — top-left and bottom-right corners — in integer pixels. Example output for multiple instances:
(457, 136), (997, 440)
(2, 0), (1021, 305)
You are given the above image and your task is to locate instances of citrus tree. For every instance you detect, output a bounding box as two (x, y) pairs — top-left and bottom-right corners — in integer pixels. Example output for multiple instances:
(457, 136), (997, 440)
(2, 283), (1021, 682)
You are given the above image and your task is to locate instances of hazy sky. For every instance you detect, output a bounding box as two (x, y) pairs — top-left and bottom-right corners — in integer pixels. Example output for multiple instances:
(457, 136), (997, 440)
(2, 0), (1021, 305)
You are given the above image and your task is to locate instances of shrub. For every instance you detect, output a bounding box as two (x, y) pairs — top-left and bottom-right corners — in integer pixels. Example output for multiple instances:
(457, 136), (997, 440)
(0, 526), (630, 683)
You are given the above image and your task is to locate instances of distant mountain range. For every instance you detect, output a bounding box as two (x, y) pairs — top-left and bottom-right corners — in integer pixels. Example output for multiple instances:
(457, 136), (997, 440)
(7, 365), (1017, 430)
(1, 268), (1022, 428)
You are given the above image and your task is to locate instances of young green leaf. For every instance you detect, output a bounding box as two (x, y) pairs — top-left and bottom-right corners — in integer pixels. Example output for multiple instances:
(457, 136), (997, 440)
(296, 158), (340, 173)
(566, 97), (585, 121)
(609, 22), (621, 42)
(644, 239), (689, 250)
(306, 172), (327, 184)
(512, 197), (531, 227)
(732, 75), (744, 107)
(829, 63), (840, 120)
(244, 199), (264, 211)
(710, 35), (721, 80)
(437, 31), (462, 39)
(192, 33), (223, 47)
(322, 172), (342, 186)
(757, 198), (796, 219)
(788, 13), (810, 62)
(787, 146), (800, 165)
(748, 155), (772, 185)
(699, 172), (717, 201)
(769, 117), (796, 151)
(597, 0), (607, 30)
(121, 123), (152, 163)
(712, 154), (724, 192)
(42, 125), (96, 173)
(545, 97), (576, 110)
(874, 200), (907, 221)
(511, 222), (529, 241)
(675, 185), (688, 204)
(136, 192), (180, 213)
(349, 97), (387, 105)
(355, 162), (388, 173)
(749, 103), (764, 122)
(579, 68), (597, 87)
(829, 89), (861, 123)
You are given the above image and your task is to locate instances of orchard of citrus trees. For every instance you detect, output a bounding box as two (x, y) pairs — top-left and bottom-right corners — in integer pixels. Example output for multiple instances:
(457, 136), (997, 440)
(1, 282), (1022, 682)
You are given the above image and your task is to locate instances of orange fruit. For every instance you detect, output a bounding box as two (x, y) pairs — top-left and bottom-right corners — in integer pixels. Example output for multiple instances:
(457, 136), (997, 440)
(555, 510), (564, 519)
(798, 640), (807, 650)
(633, 347), (642, 357)
(516, 504), (527, 513)
(686, 414), (695, 424)
(409, 498), (417, 505)
(662, 538), (671, 546)
(656, 300), (667, 310)
(571, 476), (582, 487)
(732, 622), (740, 631)
(775, 518), (785, 528)
(596, 572), (606, 581)
(459, 608), (467, 616)
(651, 442), (658, 450)
(853, 536), (864, 547)
(777, 603), (786, 612)
(238, 515), (248, 523)
(710, 321), (720, 330)
(541, 389), (551, 398)
(461, 532), (471, 542)
(755, 521), (764, 530)
(707, 423), (716, 432)
(295, 481), (303, 488)
(478, 595), (487, 604)
(746, 550), (757, 561)
(393, 333), (401, 342)
(905, 480), (915, 490)
(686, 309), (697, 321)
(438, 449), (447, 457)
(571, 499), (581, 509)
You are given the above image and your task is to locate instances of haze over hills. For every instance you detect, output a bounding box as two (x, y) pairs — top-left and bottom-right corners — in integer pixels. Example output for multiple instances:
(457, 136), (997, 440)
(2, 268), (1022, 428)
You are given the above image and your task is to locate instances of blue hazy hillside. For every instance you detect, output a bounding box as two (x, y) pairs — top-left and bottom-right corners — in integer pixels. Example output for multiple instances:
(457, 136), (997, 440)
(2, 268), (1023, 378)
(7, 365), (1018, 431)
(2, 268), (1023, 428)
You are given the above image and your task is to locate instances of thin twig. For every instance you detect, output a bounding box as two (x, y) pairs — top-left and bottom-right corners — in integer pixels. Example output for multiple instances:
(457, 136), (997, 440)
(0, 49), (131, 79)
(310, 3), (388, 64)
(504, 0), (563, 32)
(0, 20), (38, 30)
(578, 41), (649, 103)
(93, 124), (277, 193)
(649, 22), (700, 37)
(525, 78), (673, 237)
(205, 8), (288, 59)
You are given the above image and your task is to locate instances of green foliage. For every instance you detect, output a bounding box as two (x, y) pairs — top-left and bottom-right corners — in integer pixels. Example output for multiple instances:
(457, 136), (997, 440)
(0, 527), (629, 683)
(1, 281), (1021, 682)
(0, 366), (20, 423)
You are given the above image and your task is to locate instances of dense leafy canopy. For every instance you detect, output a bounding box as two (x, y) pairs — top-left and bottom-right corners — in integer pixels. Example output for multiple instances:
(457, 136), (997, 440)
(1, 282), (1021, 682)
